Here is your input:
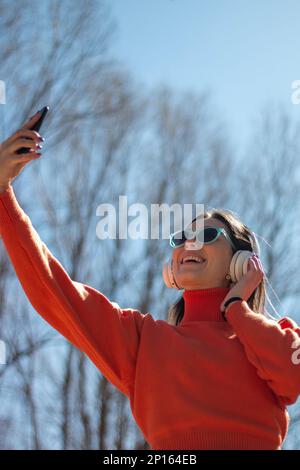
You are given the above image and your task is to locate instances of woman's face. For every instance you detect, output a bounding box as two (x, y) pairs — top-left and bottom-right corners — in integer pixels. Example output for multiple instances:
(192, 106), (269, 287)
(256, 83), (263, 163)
(171, 216), (235, 290)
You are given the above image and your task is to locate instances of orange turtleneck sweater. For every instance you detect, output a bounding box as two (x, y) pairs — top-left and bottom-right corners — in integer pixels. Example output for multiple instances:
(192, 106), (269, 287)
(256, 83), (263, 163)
(0, 184), (300, 450)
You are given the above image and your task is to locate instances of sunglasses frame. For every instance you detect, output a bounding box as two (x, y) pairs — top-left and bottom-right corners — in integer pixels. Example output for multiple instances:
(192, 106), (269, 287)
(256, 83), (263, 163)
(169, 226), (237, 250)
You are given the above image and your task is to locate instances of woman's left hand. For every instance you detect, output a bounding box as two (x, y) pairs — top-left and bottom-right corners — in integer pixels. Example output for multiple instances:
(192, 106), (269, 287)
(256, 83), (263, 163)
(220, 254), (265, 312)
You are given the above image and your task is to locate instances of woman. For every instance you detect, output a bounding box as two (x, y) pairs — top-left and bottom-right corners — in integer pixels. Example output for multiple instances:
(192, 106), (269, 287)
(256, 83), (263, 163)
(0, 112), (300, 450)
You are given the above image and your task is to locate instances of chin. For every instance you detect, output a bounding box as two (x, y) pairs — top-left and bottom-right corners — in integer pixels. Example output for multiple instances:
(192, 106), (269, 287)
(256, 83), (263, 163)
(176, 272), (206, 288)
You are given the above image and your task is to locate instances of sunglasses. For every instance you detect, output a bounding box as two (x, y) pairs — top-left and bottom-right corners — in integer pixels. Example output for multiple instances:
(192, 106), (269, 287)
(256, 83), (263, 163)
(169, 226), (237, 249)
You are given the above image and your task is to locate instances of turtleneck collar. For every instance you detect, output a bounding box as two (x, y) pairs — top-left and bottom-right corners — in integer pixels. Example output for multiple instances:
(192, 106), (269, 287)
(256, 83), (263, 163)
(182, 286), (231, 323)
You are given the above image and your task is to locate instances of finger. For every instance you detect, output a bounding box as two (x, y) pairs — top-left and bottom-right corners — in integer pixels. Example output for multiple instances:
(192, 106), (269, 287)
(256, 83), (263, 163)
(13, 154), (41, 164)
(252, 254), (264, 273)
(10, 139), (42, 152)
(247, 257), (256, 270)
(250, 256), (265, 283)
(4, 129), (41, 148)
(12, 149), (42, 162)
(21, 110), (41, 130)
(257, 259), (265, 275)
(8, 129), (42, 145)
(252, 254), (261, 267)
(16, 128), (42, 141)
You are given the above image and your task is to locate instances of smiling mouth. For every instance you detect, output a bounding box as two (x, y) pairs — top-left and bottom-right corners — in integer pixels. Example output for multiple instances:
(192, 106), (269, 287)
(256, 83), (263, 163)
(180, 256), (206, 265)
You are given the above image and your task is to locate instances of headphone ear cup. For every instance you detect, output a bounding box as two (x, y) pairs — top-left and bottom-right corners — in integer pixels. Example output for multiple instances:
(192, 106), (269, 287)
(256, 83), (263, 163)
(162, 260), (173, 288)
(229, 250), (253, 283)
(162, 259), (182, 290)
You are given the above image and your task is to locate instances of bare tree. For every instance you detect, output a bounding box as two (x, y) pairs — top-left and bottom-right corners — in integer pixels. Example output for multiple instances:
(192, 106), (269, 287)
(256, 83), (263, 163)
(0, 0), (146, 450)
(1, 0), (299, 452)
(224, 103), (300, 449)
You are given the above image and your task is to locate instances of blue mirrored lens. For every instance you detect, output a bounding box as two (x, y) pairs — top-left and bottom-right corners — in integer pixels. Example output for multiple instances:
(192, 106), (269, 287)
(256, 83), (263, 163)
(203, 227), (219, 242)
(170, 230), (186, 247)
(170, 227), (219, 247)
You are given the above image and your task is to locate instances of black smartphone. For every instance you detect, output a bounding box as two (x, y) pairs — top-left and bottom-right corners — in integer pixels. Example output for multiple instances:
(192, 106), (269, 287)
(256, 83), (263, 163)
(16, 106), (49, 154)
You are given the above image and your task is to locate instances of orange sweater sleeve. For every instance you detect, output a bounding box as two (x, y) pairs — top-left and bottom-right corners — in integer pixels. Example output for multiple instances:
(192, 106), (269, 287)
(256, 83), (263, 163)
(226, 300), (300, 405)
(0, 185), (146, 398)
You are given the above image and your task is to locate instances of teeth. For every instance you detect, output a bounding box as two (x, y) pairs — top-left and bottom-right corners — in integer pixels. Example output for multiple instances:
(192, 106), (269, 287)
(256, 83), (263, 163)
(182, 256), (205, 264)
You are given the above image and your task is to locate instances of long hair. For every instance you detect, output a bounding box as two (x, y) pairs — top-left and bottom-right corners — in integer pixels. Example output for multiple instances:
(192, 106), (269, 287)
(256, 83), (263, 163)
(167, 208), (273, 327)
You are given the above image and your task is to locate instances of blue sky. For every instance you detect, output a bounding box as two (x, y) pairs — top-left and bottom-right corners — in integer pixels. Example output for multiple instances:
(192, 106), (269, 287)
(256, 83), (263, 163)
(108, 0), (300, 151)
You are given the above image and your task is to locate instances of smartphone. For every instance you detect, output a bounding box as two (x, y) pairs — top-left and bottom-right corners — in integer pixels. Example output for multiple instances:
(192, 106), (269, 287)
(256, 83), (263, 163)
(16, 106), (49, 154)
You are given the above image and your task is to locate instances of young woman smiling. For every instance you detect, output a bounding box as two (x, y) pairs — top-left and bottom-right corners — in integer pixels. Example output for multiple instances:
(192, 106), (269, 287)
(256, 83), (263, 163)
(0, 112), (300, 450)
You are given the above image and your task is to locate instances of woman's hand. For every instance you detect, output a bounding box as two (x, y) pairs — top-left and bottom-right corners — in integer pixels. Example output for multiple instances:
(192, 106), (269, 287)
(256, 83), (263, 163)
(220, 253), (265, 313)
(0, 111), (44, 193)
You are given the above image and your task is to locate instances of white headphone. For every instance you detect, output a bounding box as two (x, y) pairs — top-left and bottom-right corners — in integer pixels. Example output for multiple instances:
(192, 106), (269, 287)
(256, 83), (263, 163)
(162, 231), (261, 290)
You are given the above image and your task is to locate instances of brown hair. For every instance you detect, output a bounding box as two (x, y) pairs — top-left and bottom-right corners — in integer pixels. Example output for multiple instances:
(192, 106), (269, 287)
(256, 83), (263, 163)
(167, 208), (269, 327)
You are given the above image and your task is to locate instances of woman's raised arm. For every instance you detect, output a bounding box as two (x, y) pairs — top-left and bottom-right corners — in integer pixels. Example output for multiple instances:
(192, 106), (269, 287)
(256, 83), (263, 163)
(0, 114), (146, 398)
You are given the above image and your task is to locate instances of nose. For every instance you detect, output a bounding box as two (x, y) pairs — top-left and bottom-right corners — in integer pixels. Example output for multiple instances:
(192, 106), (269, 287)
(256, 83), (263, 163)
(184, 236), (203, 251)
